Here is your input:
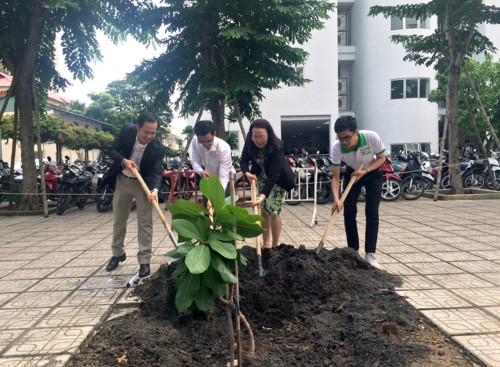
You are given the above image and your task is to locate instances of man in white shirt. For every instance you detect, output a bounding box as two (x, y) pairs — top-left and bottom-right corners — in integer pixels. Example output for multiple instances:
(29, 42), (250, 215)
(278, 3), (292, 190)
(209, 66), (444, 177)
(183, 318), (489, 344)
(191, 120), (235, 198)
(330, 115), (386, 268)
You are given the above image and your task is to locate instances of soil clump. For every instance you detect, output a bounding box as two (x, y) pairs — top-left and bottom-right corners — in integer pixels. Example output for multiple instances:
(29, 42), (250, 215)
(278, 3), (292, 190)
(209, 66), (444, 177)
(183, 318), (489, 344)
(67, 245), (484, 366)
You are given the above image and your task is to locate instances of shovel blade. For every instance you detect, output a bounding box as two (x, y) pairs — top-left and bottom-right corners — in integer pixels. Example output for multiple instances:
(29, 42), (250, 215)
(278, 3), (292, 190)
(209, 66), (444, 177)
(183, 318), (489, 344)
(316, 240), (325, 255)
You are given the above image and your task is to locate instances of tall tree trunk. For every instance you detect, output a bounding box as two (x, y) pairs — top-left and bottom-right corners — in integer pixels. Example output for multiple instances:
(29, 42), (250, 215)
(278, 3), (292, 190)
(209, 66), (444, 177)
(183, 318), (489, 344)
(444, 3), (476, 195)
(446, 68), (462, 194)
(17, 0), (46, 210)
(209, 93), (226, 139)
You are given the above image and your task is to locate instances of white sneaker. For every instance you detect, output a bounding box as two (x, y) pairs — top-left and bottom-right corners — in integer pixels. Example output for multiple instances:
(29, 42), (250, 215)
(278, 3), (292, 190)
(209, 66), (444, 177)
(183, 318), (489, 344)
(365, 253), (380, 268)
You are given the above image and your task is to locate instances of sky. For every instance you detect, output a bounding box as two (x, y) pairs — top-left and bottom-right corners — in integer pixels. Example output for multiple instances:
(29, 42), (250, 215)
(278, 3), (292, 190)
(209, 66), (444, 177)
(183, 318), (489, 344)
(57, 33), (187, 131)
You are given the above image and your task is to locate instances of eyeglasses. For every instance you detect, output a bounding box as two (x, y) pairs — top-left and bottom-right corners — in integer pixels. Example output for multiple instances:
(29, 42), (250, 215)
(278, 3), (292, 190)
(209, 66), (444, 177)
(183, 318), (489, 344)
(337, 131), (356, 142)
(251, 136), (267, 142)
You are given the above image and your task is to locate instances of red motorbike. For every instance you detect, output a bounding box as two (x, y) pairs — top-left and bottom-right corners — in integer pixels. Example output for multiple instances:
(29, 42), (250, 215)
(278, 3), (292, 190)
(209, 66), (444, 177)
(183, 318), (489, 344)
(380, 156), (402, 201)
(41, 163), (62, 201)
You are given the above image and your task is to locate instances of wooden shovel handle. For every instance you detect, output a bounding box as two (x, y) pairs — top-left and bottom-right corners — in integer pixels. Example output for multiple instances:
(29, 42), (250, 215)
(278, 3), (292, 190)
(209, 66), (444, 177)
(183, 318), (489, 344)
(321, 163), (363, 242)
(250, 180), (262, 256)
(131, 167), (174, 236)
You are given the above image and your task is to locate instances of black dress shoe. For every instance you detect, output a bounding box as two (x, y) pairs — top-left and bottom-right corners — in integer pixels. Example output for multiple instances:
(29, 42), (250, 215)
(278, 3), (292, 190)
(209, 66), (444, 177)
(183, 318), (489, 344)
(139, 264), (150, 277)
(105, 254), (126, 271)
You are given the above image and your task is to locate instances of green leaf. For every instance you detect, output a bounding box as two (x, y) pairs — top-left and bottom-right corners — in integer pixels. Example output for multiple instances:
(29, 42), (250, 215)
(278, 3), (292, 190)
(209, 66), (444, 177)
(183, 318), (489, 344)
(185, 244), (211, 274)
(172, 219), (205, 243)
(236, 251), (248, 266)
(167, 243), (195, 259)
(169, 199), (209, 217)
(211, 254), (238, 284)
(209, 239), (238, 260)
(216, 212), (237, 227)
(200, 176), (226, 214)
(209, 230), (241, 242)
(175, 272), (200, 313)
(193, 282), (213, 311)
(234, 221), (265, 238)
(202, 268), (227, 297)
(171, 259), (188, 278)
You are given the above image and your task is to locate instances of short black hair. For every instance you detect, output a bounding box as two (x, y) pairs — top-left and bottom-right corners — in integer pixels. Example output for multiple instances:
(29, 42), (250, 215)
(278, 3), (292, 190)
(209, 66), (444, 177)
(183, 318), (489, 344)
(334, 115), (357, 133)
(137, 112), (159, 128)
(194, 120), (215, 136)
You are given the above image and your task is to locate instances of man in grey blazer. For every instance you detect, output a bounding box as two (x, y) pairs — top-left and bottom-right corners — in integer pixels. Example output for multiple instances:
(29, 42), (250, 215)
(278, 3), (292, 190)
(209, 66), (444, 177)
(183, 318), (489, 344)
(105, 112), (166, 277)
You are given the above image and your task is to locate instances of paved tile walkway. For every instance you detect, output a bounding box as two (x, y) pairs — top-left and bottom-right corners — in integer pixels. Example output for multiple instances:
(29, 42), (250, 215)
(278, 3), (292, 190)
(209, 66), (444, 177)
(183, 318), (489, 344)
(0, 197), (499, 366)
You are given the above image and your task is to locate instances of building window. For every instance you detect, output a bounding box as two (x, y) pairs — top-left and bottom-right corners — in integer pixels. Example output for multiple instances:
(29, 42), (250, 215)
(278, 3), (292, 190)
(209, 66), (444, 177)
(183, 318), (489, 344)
(391, 78), (430, 99)
(391, 16), (429, 30)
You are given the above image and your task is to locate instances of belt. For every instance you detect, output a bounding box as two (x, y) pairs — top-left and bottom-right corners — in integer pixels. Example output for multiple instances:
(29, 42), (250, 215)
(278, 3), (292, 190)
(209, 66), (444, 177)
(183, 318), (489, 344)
(121, 172), (137, 180)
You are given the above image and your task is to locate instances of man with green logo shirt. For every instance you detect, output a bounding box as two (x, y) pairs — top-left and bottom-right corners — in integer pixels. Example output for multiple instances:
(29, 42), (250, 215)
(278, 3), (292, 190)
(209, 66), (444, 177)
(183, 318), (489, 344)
(330, 116), (386, 268)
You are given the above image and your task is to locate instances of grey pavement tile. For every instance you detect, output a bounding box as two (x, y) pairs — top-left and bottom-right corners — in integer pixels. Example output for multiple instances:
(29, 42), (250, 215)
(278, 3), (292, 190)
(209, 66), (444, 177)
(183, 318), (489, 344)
(27, 278), (85, 293)
(405, 261), (464, 275)
(399, 237), (440, 245)
(0, 329), (24, 349)
(446, 242), (495, 251)
(409, 243), (459, 253)
(470, 250), (500, 261)
(0, 354), (71, 367)
(2, 326), (93, 356)
(16, 245), (64, 254)
(45, 266), (103, 278)
(0, 308), (51, 329)
(3, 268), (57, 281)
(396, 275), (444, 290)
(435, 236), (476, 245)
(476, 272), (500, 287)
(420, 308), (500, 335)
(427, 273), (497, 288)
(453, 333), (500, 367)
(429, 251), (485, 262)
(60, 289), (122, 307)
(0, 252), (44, 262)
(382, 263), (418, 276)
(2, 291), (72, 309)
(451, 288), (500, 307)
(0, 279), (40, 294)
(452, 261), (500, 273)
(79, 276), (128, 290)
(35, 305), (109, 328)
(0, 261), (32, 271)
(397, 289), (472, 309)
(389, 252), (441, 263)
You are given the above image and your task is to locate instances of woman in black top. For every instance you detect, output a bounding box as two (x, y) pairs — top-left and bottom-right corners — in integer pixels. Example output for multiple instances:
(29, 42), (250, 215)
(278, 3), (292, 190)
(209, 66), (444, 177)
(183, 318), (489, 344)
(241, 119), (294, 248)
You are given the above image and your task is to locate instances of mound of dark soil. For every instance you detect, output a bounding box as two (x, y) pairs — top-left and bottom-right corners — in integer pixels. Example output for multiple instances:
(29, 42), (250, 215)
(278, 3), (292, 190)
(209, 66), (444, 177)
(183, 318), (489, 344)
(68, 245), (483, 367)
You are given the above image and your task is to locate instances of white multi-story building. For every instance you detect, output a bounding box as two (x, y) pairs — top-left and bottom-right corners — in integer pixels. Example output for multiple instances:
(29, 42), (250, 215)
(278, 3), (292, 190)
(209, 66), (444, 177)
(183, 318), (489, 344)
(238, 0), (499, 156)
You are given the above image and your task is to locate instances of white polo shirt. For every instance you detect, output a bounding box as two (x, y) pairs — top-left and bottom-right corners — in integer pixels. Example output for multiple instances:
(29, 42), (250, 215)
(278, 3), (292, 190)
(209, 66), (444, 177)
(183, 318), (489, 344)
(331, 130), (385, 170)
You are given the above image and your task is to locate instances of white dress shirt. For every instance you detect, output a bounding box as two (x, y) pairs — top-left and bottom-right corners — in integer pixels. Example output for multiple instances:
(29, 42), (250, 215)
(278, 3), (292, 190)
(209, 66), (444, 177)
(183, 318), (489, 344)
(122, 136), (147, 177)
(191, 136), (235, 190)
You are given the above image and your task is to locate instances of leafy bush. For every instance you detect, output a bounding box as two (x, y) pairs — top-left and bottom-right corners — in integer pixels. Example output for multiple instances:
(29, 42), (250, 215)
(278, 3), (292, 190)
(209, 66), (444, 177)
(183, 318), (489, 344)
(167, 176), (263, 312)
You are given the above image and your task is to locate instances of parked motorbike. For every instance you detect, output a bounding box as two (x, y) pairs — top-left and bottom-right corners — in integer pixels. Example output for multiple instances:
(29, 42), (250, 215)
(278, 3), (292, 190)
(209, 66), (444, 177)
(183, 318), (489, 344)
(484, 150), (500, 190)
(380, 156), (402, 201)
(95, 164), (115, 212)
(394, 152), (426, 200)
(56, 161), (94, 215)
(39, 163), (62, 201)
(315, 156), (334, 204)
(462, 154), (486, 189)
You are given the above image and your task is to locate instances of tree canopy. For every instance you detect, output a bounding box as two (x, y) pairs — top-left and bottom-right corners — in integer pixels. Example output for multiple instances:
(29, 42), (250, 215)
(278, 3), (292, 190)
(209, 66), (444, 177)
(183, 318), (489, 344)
(130, 0), (335, 138)
(0, 0), (161, 209)
(369, 0), (500, 194)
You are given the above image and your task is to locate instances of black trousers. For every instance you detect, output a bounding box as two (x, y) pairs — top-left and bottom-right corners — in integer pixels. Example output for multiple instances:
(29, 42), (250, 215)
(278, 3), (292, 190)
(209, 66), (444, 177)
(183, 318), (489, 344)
(343, 169), (382, 254)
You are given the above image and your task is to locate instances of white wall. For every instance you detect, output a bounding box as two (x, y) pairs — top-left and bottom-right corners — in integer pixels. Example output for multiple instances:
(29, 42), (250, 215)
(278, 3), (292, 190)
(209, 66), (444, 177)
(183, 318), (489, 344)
(256, 16), (338, 142)
(353, 0), (439, 153)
